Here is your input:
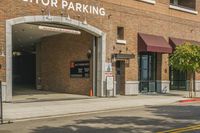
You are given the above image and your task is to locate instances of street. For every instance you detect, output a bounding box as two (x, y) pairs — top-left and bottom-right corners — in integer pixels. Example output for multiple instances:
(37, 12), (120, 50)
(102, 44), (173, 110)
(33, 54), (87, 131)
(1, 102), (200, 133)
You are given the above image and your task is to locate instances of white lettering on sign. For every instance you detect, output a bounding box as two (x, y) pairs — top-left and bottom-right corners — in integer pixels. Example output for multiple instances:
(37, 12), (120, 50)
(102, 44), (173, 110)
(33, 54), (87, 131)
(41, 0), (50, 6)
(51, 0), (58, 7)
(62, 0), (68, 9)
(22, 0), (106, 16)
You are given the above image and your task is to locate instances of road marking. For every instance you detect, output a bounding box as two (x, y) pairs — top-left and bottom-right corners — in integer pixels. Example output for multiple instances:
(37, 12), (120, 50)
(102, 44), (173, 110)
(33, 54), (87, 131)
(157, 124), (200, 133)
(173, 126), (200, 133)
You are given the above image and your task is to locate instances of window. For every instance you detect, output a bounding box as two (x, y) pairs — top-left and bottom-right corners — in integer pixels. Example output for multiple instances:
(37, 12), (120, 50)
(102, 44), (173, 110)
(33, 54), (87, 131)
(170, 68), (187, 90)
(139, 52), (157, 92)
(116, 27), (126, 44)
(139, 0), (156, 4)
(170, 0), (196, 10)
(117, 27), (124, 40)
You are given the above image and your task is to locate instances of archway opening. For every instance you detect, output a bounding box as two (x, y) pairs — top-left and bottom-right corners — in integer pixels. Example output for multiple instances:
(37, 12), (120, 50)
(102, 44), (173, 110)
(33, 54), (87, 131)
(5, 16), (106, 102)
(11, 22), (97, 102)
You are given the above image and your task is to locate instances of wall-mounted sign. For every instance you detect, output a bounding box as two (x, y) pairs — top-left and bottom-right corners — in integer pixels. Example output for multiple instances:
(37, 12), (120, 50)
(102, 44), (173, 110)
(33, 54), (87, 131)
(105, 63), (112, 72)
(70, 61), (90, 78)
(106, 76), (114, 91)
(112, 54), (135, 59)
(22, 0), (106, 16)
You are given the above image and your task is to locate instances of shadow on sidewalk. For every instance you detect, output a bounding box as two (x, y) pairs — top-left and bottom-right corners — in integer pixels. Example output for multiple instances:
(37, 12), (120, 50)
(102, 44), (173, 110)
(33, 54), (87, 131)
(30, 105), (200, 133)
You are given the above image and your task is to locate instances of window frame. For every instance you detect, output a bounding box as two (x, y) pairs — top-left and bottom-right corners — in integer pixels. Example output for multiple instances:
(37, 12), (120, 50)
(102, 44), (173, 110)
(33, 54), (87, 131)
(139, 0), (156, 5)
(116, 26), (127, 45)
(139, 52), (157, 93)
(169, 0), (198, 15)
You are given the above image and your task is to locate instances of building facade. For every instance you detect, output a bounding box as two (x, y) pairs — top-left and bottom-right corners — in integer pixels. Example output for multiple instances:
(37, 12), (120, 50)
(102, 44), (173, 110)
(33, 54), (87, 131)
(0, 0), (200, 101)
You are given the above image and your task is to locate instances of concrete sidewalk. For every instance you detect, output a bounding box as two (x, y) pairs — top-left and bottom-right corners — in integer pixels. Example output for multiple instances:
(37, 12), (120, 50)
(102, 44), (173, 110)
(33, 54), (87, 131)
(3, 94), (187, 122)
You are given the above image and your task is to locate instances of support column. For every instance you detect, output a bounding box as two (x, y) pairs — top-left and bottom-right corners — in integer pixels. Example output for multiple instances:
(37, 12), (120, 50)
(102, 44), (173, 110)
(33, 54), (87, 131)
(195, 73), (200, 91)
(5, 21), (12, 102)
(92, 36), (97, 96)
(96, 34), (106, 97)
(157, 54), (170, 93)
(125, 55), (139, 95)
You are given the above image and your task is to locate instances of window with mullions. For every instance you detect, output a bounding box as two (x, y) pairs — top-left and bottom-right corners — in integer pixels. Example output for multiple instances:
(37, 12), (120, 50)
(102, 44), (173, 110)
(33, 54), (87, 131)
(139, 52), (157, 93)
(170, 0), (196, 10)
(170, 68), (187, 90)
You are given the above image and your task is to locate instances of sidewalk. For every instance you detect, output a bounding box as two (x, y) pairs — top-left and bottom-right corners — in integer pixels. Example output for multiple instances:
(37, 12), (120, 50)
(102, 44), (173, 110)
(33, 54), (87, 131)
(3, 94), (187, 122)
(169, 90), (200, 97)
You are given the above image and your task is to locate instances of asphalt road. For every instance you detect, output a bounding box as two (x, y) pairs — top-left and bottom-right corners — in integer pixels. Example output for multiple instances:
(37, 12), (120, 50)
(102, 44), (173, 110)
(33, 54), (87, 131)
(0, 102), (200, 133)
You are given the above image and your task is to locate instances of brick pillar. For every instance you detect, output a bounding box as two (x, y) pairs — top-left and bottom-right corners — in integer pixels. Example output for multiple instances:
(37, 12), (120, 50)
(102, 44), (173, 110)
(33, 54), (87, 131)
(157, 54), (170, 93)
(124, 56), (139, 95)
(195, 73), (200, 91)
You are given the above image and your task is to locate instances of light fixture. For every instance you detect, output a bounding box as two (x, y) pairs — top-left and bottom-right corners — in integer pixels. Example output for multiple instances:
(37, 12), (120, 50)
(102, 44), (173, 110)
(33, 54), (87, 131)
(46, 6), (52, 20)
(87, 49), (92, 59)
(38, 26), (81, 35)
(111, 55), (116, 63)
(83, 17), (87, 25)
(1, 46), (5, 57)
(12, 51), (21, 56)
(60, 11), (64, 16)
(46, 14), (52, 20)
(66, 14), (71, 20)
(1, 51), (5, 57)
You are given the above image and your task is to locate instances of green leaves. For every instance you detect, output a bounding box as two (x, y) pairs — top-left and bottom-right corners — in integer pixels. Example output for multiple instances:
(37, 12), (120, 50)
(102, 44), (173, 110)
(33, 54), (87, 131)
(170, 42), (200, 73)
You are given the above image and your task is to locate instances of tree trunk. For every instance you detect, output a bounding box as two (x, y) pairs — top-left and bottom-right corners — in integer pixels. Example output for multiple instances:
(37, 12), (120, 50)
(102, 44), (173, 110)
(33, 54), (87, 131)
(189, 72), (194, 98)
(194, 73), (196, 97)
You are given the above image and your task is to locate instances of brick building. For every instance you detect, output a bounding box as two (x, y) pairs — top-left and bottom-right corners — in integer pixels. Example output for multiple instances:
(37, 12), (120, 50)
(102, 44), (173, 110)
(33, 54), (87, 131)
(0, 0), (200, 102)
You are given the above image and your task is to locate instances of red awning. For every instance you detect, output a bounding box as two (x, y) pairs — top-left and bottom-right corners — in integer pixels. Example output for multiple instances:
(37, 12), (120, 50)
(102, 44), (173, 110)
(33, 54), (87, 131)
(138, 33), (172, 53)
(169, 37), (200, 50)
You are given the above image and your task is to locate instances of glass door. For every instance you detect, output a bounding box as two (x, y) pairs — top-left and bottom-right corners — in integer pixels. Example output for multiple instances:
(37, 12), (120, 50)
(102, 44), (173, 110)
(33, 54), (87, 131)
(170, 68), (187, 90)
(139, 52), (157, 92)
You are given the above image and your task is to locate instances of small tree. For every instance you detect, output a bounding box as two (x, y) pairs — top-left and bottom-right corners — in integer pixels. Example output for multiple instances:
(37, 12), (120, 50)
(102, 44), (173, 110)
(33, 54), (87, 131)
(170, 42), (200, 98)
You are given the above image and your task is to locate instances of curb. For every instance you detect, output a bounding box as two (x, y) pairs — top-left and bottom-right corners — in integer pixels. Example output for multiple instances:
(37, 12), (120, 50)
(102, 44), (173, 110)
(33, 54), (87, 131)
(3, 106), (145, 123)
(179, 98), (200, 103)
(3, 101), (180, 123)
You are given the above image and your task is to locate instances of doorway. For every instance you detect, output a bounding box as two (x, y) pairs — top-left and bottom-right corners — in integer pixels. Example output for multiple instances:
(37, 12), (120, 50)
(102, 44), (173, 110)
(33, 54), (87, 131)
(139, 52), (157, 93)
(116, 61), (125, 95)
(170, 68), (187, 90)
(12, 51), (36, 95)
(11, 22), (97, 102)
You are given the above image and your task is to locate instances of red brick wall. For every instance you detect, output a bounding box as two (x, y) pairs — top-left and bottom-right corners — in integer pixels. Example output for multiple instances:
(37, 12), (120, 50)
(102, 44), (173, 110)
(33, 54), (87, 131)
(0, 0), (200, 85)
(39, 31), (93, 95)
(196, 73), (200, 80)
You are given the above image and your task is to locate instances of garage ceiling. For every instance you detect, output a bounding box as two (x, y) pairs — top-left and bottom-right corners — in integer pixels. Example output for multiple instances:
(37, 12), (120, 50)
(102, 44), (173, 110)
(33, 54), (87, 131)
(12, 23), (76, 52)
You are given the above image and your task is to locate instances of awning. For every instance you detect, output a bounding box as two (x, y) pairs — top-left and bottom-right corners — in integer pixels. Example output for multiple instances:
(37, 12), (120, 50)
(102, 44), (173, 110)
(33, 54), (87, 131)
(138, 33), (172, 53)
(169, 37), (200, 50)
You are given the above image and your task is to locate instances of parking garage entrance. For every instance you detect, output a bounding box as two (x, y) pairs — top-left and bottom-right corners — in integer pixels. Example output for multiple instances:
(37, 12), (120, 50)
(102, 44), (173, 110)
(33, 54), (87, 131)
(11, 22), (98, 102)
